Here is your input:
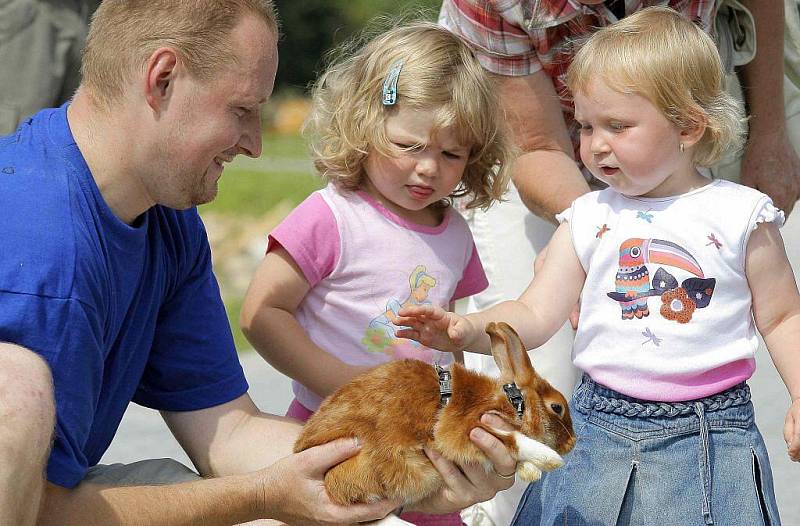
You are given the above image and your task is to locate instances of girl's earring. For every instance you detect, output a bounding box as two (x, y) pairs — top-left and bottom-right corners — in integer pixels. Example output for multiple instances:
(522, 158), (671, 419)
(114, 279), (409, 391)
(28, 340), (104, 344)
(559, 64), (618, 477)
(679, 143), (685, 153)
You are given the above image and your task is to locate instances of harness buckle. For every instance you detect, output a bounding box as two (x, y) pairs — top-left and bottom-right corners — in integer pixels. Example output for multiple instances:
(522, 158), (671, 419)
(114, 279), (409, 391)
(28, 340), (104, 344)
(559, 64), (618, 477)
(435, 364), (452, 406)
(503, 382), (525, 418)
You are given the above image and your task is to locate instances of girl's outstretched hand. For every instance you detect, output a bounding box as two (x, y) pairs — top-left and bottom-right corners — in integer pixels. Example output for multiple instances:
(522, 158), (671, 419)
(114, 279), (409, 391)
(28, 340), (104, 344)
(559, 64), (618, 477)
(785, 399), (800, 462)
(395, 305), (476, 352)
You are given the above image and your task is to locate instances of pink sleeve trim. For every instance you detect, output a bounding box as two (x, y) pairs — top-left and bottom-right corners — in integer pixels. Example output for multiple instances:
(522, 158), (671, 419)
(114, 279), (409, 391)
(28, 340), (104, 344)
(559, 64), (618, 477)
(267, 193), (340, 287)
(452, 242), (489, 301)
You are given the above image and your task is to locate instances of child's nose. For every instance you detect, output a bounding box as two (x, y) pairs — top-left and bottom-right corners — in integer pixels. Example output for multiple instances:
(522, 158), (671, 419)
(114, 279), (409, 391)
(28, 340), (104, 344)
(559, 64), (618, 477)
(415, 155), (438, 176)
(591, 133), (611, 155)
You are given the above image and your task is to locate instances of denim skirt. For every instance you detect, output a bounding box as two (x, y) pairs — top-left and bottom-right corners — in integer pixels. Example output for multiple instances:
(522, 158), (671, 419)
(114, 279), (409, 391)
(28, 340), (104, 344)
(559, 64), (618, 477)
(511, 375), (781, 526)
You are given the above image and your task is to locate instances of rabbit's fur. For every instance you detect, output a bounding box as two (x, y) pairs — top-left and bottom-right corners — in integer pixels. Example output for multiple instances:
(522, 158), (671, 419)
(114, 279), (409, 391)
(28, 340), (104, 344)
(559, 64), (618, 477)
(294, 322), (576, 508)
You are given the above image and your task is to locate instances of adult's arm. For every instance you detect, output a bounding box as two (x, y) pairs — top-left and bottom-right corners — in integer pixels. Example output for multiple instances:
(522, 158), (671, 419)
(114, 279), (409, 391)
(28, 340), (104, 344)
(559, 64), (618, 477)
(496, 71), (591, 222)
(737, 0), (800, 216)
(0, 343), (54, 526)
(38, 395), (399, 526)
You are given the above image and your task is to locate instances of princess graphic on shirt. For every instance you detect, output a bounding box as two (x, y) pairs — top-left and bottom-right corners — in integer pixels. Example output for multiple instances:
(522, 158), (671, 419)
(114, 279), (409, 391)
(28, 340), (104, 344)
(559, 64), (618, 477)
(363, 265), (438, 360)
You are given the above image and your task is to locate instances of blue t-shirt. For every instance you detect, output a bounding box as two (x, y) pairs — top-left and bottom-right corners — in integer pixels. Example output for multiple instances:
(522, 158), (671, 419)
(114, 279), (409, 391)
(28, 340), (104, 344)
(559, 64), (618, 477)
(0, 105), (248, 488)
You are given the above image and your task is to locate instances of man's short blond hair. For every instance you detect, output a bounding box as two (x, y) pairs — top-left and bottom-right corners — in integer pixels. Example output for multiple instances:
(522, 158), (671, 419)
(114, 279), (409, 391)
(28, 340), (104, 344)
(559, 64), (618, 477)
(567, 6), (745, 167)
(304, 21), (512, 210)
(81, 0), (279, 109)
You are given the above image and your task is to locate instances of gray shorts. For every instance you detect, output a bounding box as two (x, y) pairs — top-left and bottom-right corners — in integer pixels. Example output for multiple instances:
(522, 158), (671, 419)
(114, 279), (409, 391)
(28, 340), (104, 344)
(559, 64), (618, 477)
(83, 458), (201, 486)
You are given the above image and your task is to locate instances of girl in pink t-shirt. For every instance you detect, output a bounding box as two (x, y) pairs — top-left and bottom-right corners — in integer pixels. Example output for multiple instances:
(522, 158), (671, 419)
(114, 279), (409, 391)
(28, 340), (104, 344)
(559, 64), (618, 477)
(239, 21), (513, 526)
(398, 8), (800, 525)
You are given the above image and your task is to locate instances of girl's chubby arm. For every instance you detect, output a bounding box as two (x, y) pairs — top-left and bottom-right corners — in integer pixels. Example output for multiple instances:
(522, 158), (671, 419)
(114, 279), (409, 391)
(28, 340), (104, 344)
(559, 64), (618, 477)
(397, 222), (585, 354)
(240, 247), (369, 399)
(747, 222), (800, 461)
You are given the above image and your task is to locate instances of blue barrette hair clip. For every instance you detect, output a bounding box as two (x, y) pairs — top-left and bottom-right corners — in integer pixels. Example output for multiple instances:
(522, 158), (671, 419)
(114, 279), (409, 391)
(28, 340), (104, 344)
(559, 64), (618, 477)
(382, 59), (404, 106)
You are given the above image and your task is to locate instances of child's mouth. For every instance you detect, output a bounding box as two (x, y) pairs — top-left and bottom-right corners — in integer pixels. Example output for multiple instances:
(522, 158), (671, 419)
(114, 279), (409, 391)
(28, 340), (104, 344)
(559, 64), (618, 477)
(407, 185), (434, 199)
(601, 166), (620, 176)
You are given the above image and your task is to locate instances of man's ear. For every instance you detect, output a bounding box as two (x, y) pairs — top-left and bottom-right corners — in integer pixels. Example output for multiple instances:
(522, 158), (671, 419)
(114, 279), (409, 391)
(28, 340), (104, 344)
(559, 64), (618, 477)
(144, 48), (179, 112)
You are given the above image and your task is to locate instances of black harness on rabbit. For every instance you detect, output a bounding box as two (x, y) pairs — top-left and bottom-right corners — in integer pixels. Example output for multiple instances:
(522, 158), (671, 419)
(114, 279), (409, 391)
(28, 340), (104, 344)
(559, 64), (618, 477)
(434, 364), (525, 418)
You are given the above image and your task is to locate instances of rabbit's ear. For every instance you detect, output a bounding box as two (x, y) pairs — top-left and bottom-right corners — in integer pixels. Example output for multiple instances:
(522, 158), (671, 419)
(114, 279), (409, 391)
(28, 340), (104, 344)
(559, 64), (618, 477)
(487, 322), (534, 385)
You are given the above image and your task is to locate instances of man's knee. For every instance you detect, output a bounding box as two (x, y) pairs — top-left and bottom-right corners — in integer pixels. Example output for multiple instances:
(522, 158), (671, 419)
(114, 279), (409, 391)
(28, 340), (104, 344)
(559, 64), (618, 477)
(0, 343), (55, 448)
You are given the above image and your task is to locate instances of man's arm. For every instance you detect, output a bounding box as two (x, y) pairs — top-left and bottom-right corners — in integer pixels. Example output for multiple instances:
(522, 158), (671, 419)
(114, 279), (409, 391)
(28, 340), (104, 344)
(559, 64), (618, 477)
(164, 392), (299, 477)
(737, 0), (800, 216)
(496, 71), (591, 222)
(41, 475), (266, 526)
(39, 397), (399, 526)
(0, 343), (54, 526)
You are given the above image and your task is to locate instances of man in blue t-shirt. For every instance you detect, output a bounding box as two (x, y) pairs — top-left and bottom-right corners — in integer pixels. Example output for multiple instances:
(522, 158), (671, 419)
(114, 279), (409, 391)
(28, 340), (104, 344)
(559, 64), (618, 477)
(0, 1), (520, 524)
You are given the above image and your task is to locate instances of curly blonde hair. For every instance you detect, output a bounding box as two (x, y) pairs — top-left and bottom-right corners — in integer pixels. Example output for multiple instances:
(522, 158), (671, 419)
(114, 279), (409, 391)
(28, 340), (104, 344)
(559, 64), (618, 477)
(304, 20), (512, 210)
(566, 7), (746, 167)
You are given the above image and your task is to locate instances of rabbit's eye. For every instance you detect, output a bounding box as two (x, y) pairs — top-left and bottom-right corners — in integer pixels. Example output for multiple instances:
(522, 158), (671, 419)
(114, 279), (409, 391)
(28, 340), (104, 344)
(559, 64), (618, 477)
(550, 403), (563, 415)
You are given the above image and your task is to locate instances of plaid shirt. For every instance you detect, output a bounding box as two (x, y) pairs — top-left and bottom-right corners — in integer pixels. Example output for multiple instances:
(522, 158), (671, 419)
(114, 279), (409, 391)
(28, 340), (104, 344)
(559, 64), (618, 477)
(440, 0), (717, 156)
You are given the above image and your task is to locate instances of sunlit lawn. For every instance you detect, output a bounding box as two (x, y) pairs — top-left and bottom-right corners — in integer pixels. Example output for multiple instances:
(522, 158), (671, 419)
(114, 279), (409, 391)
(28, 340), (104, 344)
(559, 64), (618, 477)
(199, 132), (323, 351)
(200, 132), (322, 217)
(204, 166), (322, 217)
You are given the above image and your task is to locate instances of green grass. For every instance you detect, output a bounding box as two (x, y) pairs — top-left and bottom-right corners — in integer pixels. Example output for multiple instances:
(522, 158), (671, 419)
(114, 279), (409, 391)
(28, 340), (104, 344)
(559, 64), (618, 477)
(201, 167), (323, 217)
(200, 133), (323, 217)
(199, 133), (322, 352)
(261, 132), (314, 159)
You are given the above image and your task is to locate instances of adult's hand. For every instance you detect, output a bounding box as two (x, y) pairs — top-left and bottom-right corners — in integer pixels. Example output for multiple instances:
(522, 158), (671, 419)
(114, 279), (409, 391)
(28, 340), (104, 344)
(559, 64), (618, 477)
(408, 413), (517, 514)
(736, 1), (799, 216)
(261, 438), (401, 525)
(740, 128), (800, 217)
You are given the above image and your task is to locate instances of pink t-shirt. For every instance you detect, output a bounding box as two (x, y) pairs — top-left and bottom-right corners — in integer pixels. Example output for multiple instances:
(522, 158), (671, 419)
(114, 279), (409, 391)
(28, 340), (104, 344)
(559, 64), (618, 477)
(270, 184), (488, 411)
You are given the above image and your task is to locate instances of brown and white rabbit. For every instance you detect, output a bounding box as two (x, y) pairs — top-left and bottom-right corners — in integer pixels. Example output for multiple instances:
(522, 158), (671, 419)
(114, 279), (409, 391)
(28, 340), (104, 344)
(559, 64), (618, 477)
(294, 322), (576, 519)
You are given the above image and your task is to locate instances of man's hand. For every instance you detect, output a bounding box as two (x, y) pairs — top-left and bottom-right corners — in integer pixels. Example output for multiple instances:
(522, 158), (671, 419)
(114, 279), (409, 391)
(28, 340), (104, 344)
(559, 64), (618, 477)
(740, 129), (800, 217)
(408, 413), (517, 514)
(261, 439), (401, 525)
(395, 305), (477, 352)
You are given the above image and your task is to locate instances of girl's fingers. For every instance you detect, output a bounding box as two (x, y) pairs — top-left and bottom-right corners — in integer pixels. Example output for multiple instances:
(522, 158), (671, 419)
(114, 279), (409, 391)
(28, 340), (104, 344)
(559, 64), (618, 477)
(399, 304), (438, 317)
(394, 328), (419, 340)
(447, 326), (465, 345)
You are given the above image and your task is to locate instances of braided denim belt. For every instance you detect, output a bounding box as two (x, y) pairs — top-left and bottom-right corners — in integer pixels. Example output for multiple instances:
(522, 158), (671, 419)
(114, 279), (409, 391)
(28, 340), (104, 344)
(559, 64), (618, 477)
(578, 376), (752, 418)
(577, 376), (752, 525)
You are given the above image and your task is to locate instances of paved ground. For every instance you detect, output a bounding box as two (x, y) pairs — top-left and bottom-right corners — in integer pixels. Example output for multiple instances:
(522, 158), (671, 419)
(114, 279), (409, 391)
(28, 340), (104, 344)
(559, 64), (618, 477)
(103, 212), (800, 524)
